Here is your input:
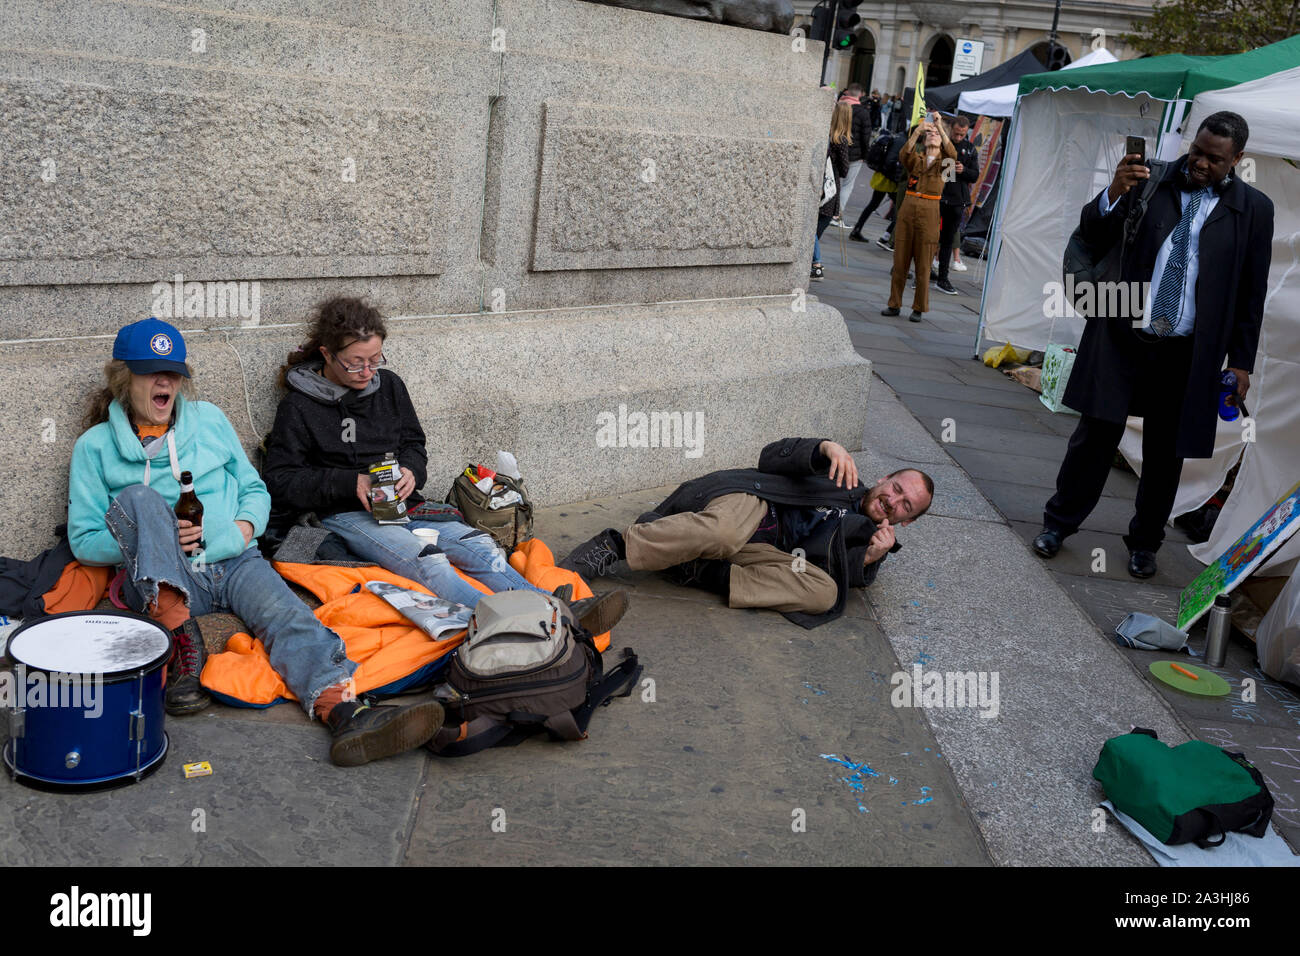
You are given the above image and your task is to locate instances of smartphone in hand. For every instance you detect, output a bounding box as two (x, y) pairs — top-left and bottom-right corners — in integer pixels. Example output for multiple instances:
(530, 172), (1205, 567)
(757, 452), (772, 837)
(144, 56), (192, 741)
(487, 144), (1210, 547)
(1125, 135), (1146, 165)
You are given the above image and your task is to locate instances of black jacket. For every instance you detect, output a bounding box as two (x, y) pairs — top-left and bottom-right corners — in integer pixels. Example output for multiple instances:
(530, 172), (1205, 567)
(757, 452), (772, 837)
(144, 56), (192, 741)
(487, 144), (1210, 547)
(653, 437), (895, 629)
(263, 361), (429, 526)
(940, 136), (980, 207)
(845, 100), (873, 163)
(868, 97), (881, 129)
(1063, 160), (1274, 459)
(820, 139), (852, 217)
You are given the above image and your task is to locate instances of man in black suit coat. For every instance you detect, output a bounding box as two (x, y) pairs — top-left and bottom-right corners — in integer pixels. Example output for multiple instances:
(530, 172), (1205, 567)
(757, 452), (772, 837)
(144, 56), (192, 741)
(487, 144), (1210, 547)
(1034, 111), (1274, 578)
(559, 437), (933, 628)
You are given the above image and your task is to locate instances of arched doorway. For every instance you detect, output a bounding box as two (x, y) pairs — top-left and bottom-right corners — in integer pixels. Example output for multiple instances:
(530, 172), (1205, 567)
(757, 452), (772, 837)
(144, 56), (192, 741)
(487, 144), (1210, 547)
(924, 34), (955, 87)
(850, 28), (876, 90)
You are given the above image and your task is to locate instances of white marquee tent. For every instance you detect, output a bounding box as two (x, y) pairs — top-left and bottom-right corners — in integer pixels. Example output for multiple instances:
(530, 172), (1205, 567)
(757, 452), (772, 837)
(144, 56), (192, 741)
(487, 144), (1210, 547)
(957, 47), (1118, 118)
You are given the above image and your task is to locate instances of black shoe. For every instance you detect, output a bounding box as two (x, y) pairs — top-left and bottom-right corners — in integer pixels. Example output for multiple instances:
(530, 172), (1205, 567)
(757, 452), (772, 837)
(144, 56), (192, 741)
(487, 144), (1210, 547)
(551, 583), (574, 604)
(849, 230), (868, 242)
(166, 619), (211, 716)
(1032, 529), (1062, 558)
(568, 588), (630, 635)
(666, 558), (731, 597)
(326, 699), (444, 767)
(881, 306), (900, 316)
(875, 236), (893, 250)
(1128, 549), (1157, 579)
(936, 278), (958, 295)
(810, 263), (824, 281)
(558, 528), (625, 578)
(909, 311), (923, 322)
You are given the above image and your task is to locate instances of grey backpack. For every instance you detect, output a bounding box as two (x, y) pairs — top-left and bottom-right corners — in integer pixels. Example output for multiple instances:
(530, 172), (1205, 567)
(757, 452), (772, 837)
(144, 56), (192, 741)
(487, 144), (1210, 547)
(426, 590), (641, 756)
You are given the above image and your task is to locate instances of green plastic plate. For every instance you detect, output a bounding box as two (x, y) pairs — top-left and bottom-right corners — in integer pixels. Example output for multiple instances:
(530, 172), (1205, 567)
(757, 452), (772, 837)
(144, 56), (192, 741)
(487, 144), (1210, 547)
(1148, 660), (1231, 696)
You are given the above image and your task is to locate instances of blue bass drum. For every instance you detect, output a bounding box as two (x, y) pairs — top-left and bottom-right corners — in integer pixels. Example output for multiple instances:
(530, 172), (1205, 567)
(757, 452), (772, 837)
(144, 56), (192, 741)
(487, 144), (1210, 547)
(3, 611), (171, 791)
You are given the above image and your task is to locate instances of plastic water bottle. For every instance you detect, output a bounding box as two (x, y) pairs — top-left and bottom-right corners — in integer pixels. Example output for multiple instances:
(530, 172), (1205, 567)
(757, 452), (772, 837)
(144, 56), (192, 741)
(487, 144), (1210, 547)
(1218, 370), (1240, 422)
(1203, 594), (1232, 667)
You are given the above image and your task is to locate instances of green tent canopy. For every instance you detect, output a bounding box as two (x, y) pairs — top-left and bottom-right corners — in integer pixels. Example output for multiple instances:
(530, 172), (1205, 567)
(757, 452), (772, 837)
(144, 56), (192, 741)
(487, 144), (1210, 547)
(1016, 32), (1300, 101)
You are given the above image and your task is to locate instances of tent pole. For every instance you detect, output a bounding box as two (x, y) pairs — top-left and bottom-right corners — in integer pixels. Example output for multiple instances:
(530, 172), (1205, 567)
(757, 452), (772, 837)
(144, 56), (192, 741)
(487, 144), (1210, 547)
(974, 105), (1018, 358)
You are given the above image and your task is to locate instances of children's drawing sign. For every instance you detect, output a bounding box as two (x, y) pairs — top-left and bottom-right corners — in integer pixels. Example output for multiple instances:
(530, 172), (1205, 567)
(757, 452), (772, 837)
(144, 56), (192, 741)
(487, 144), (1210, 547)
(1178, 480), (1300, 631)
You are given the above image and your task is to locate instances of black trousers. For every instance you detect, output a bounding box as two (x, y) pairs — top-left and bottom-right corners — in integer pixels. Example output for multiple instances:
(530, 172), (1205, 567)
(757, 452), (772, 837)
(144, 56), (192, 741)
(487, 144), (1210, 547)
(852, 189), (890, 233)
(936, 203), (962, 281)
(1043, 334), (1195, 553)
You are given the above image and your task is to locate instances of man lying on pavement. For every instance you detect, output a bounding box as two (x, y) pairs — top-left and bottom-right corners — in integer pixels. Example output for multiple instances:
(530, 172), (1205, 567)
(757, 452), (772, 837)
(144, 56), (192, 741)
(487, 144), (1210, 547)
(560, 437), (933, 628)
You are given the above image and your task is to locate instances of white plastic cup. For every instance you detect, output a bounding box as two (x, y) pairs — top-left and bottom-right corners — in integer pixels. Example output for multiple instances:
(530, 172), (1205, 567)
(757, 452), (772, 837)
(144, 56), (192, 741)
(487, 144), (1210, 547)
(412, 527), (440, 546)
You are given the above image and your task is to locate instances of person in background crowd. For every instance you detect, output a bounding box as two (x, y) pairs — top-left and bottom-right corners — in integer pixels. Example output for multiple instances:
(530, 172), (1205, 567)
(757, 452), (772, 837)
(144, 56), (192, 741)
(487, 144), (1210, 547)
(868, 89), (882, 130)
(881, 118), (955, 322)
(832, 84), (874, 228)
(934, 115), (980, 296)
(812, 100), (853, 281)
(850, 126), (905, 244)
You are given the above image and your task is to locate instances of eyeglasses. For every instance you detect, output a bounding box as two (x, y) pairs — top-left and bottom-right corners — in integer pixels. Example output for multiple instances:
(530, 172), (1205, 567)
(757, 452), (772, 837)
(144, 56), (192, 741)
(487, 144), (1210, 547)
(330, 352), (388, 374)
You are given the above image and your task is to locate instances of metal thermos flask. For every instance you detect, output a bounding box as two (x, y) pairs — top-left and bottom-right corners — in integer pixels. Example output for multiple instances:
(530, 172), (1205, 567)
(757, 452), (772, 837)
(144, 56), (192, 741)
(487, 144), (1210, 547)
(1203, 594), (1232, 668)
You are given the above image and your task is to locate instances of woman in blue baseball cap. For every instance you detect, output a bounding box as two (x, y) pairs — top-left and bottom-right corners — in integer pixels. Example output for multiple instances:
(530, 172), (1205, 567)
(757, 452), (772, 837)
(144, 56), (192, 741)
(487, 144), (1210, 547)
(66, 317), (444, 766)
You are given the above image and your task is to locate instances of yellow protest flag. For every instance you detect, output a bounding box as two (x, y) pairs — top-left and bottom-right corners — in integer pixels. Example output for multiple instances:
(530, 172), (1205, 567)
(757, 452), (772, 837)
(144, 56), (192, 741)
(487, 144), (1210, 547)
(910, 62), (926, 129)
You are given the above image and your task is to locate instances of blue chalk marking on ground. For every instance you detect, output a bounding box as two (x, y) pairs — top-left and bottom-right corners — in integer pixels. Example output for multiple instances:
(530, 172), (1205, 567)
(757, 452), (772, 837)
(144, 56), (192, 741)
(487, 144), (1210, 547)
(914, 651), (935, 665)
(802, 682), (827, 696)
(912, 786), (933, 805)
(889, 776), (898, 785)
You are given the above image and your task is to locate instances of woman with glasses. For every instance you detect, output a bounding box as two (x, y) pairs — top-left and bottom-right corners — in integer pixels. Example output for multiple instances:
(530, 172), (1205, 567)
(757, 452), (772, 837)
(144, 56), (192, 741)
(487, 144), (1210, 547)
(263, 296), (551, 608)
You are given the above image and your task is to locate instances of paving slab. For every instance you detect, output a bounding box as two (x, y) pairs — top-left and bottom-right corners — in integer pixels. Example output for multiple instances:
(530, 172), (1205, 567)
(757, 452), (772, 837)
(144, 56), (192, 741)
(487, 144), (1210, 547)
(977, 477), (1138, 535)
(922, 420), (1069, 464)
(0, 712), (424, 865)
(902, 394), (1081, 439)
(1007, 522), (1206, 591)
(880, 374), (1053, 413)
(405, 596), (989, 866)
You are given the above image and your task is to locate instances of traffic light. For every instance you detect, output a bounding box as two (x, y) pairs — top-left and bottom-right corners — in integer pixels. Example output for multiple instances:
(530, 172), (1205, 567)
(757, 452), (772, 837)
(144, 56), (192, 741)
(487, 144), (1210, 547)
(809, 1), (862, 50)
(833, 0), (863, 51)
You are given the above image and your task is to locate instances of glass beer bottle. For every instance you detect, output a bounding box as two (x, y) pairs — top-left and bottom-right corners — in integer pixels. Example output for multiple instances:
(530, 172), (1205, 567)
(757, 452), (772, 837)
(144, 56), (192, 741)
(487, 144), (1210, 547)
(175, 470), (205, 553)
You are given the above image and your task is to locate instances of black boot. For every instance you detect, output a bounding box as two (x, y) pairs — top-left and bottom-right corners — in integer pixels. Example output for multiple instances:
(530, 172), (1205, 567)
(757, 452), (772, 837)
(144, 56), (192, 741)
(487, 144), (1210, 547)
(166, 618), (211, 716)
(325, 699), (445, 767)
(558, 528), (626, 578)
(568, 588), (630, 635)
(667, 559), (731, 598)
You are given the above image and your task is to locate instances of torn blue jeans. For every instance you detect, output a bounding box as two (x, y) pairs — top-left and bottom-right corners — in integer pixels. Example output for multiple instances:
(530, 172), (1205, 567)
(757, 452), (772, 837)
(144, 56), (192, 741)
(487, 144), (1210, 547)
(106, 484), (356, 716)
(320, 511), (548, 607)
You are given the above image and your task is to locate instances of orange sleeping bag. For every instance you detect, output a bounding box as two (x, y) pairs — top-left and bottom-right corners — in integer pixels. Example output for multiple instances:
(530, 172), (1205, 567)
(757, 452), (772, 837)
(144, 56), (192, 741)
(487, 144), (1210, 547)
(200, 537), (606, 707)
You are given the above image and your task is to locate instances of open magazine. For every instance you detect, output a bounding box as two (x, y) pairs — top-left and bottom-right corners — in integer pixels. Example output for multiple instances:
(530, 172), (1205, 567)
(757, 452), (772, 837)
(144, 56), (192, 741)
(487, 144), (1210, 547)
(366, 581), (473, 639)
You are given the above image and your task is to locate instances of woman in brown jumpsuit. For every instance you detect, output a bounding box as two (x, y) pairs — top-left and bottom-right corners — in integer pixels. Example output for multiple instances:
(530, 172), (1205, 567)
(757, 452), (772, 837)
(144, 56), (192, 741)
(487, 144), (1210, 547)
(882, 119), (956, 322)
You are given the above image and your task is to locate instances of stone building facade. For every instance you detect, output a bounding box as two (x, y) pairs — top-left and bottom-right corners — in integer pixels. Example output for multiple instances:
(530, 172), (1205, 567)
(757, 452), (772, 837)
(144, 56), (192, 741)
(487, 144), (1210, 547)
(794, 0), (1157, 93)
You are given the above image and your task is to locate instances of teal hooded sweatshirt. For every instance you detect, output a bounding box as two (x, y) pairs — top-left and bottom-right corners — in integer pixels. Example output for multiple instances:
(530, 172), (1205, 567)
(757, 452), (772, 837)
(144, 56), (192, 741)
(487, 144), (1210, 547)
(68, 396), (270, 567)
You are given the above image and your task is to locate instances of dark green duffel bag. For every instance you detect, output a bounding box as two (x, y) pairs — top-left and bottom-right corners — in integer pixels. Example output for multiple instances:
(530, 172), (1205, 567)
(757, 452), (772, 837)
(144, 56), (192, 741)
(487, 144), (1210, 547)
(1093, 728), (1273, 847)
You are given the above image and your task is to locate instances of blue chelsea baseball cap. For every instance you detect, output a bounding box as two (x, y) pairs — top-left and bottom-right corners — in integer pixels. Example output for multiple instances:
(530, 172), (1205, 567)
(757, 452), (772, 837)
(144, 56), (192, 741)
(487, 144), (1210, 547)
(113, 317), (191, 377)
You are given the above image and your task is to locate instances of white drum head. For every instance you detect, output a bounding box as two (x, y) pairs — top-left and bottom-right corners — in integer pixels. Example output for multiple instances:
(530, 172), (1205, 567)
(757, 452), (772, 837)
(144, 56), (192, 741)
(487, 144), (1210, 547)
(8, 614), (171, 674)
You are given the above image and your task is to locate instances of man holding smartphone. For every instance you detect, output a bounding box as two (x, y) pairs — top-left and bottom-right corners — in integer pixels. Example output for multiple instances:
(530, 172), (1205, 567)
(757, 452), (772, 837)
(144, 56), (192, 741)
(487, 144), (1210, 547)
(1032, 111), (1273, 578)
